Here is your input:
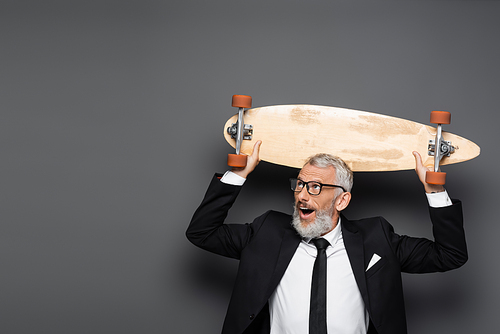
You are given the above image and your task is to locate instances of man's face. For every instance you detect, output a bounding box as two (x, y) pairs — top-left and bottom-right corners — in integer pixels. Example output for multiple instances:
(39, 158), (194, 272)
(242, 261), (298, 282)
(293, 164), (340, 232)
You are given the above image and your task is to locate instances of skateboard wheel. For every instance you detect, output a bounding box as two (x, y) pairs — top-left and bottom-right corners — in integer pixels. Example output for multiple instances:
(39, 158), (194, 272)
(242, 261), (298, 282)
(228, 154), (247, 168)
(232, 95), (252, 108)
(426, 171), (446, 185)
(430, 111), (451, 125)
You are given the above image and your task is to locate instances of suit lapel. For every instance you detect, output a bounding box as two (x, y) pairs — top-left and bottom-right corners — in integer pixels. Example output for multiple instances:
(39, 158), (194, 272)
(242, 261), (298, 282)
(265, 227), (301, 297)
(341, 215), (370, 311)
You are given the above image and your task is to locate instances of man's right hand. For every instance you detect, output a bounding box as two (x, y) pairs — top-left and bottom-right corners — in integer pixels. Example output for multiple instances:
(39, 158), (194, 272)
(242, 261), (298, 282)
(231, 141), (262, 179)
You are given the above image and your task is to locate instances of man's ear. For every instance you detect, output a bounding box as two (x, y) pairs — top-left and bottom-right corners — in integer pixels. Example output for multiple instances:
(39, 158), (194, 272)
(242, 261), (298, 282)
(335, 192), (351, 212)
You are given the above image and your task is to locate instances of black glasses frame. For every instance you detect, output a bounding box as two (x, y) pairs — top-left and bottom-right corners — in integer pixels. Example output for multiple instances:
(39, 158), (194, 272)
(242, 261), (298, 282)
(290, 178), (346, 196)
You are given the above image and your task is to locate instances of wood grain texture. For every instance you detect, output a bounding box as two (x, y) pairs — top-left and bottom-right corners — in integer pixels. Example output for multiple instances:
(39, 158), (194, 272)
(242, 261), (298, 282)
(223, 105), (480, 171)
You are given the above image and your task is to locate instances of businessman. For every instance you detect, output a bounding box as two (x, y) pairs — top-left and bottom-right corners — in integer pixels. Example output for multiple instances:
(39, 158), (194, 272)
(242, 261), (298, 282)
(186, 141), (467, 334)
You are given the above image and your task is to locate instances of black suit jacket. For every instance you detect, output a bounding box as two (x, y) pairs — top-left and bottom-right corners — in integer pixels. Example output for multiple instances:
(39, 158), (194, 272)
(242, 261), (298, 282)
(186, 175), (468, 334)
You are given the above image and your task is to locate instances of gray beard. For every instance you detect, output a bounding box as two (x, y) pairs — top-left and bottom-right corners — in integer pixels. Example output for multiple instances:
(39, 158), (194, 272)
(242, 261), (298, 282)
(292, 203), (335, 239)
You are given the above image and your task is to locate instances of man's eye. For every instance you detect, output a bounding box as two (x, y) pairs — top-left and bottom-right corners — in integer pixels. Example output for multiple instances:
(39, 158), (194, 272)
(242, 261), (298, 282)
(296, 181), (305, 188)
(311, 183), (321, 190)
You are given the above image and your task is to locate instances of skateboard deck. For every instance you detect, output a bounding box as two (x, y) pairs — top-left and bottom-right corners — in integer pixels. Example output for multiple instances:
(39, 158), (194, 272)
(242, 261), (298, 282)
(223, 104), (480, 171)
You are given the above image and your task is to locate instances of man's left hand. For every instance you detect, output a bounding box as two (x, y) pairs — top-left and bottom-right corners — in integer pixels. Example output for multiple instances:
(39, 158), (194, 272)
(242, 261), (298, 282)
(413, 151), (445, 194)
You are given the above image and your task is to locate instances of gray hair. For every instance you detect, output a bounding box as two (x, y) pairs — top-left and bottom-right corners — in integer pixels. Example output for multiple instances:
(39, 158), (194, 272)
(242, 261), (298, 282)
(303, 153), (353, 193)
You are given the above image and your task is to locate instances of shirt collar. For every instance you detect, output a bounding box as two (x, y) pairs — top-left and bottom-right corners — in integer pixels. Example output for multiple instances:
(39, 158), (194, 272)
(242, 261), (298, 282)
(304, 216), (342, 248)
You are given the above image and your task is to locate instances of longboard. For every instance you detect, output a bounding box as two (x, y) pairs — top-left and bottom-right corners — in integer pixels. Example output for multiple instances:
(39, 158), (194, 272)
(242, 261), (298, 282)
(223, 104), (480, 173)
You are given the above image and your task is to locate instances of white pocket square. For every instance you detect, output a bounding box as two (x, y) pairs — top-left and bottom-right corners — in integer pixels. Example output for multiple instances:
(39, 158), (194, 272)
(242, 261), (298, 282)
(366, 253), (382, 271)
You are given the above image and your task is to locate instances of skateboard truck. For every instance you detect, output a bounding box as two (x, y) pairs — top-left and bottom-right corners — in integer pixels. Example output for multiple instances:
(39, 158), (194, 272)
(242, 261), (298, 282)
(426, 111), (453, 185)
(227, 123), (253, 140)
(428, 139), (454, 158)
(227, 95), (252, 168)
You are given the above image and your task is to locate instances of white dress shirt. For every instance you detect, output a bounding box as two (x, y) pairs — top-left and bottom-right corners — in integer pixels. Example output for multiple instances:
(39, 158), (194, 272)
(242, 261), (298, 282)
(269, 220), (369, 333)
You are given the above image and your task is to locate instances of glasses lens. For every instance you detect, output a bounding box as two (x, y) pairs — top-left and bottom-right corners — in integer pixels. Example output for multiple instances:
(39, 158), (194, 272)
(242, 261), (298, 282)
(308, 182), (322, 195)
(290, 179), (302, 192)
(290, 179), (322, 195)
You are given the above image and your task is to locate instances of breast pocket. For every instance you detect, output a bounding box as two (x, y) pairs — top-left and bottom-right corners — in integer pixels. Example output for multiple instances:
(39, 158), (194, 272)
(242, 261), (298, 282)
(365, 256), (387, 279)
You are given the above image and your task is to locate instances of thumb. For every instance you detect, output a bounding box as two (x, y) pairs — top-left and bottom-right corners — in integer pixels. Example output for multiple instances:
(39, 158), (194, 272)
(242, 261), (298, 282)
(413, 151), (423, 170)
(250, 140), (262, 161)
(413, 151), (428, 183)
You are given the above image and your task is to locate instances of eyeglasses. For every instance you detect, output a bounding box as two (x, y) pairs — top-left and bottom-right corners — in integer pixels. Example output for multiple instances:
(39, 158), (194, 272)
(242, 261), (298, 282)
(290, 178), (346, 196)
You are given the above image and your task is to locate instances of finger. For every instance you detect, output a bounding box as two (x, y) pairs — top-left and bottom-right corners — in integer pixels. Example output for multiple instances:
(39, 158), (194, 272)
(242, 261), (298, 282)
(413, 151), (423, 170)
(413, 151), (430, 174)
(251, 141), (262, 161)
(412, 151), (428, 183)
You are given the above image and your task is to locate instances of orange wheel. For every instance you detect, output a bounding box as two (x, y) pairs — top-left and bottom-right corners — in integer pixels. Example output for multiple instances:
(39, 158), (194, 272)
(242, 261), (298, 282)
(426, 171), (446, 185)
(227, 154), (247, 168)
(232, 95), (252, 108)
(430, 111), (451, 124)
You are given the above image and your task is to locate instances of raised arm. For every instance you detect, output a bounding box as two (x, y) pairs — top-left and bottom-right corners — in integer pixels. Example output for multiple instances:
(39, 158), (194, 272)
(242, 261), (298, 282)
(388, 152), (468, 272)
(186, 141), (262, 259)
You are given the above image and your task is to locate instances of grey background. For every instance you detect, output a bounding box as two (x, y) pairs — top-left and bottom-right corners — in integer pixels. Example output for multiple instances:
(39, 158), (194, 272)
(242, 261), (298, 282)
(1, 0), (498, 333)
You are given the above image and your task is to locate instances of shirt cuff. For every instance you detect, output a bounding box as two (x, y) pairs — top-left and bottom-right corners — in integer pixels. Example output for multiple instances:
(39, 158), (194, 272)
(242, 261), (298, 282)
(220, 171), (246, 186)
(425, 190), (453, 208)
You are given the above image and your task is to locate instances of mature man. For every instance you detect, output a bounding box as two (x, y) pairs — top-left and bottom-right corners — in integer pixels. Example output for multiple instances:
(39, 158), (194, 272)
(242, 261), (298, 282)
(186, 141), (467, 334)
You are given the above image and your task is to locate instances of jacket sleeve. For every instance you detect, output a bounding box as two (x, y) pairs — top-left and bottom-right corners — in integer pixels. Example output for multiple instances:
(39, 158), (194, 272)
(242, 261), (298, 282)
(186, 174), (259, 260)
(387, 199), (468, 273)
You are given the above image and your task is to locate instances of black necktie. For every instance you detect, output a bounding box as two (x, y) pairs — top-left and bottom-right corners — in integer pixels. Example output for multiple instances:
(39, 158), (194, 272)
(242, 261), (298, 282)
(310, 238), (330, 334)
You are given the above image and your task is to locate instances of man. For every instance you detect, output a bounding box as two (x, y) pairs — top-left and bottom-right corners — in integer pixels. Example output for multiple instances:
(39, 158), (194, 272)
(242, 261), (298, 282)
(186, 141), (467, 334)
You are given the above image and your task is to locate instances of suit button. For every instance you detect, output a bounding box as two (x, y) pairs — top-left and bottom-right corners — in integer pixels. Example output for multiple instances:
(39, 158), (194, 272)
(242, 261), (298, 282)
(249, 314), (255, 320)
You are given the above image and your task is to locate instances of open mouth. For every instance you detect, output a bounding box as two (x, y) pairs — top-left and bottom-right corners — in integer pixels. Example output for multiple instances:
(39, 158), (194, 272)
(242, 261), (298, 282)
(299, 206), (315, 219)
(300, 208), (314, 215)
